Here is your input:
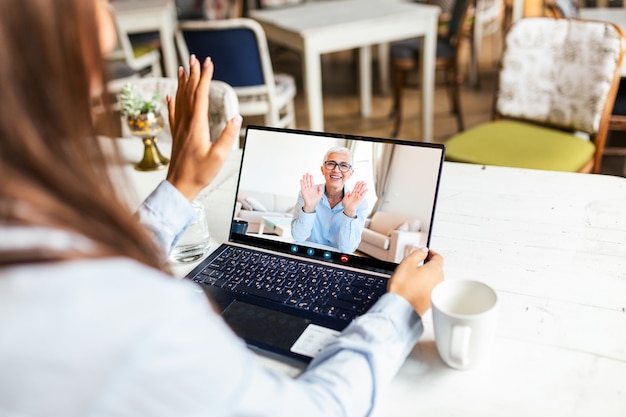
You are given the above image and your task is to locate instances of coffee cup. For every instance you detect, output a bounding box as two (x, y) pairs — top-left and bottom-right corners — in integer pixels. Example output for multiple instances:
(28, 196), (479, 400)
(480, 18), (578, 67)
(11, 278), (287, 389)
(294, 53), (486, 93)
(431, 280), (499, 370)
(231, 219), (249, 235)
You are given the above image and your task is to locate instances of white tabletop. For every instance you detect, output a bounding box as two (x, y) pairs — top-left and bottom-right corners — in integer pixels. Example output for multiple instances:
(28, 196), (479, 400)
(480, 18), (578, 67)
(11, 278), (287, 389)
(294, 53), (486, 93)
(383, 163), (626, 416)
(251, 0), (439, 39)
(112, 135), (626, 415)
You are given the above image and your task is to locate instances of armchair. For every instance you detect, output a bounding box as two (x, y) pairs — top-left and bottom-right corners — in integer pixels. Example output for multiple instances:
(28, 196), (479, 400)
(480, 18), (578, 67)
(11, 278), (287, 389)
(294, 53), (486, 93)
(176, 18), (297, 134)
(357, 211), (427, 263)
(445, 17), (626, 173)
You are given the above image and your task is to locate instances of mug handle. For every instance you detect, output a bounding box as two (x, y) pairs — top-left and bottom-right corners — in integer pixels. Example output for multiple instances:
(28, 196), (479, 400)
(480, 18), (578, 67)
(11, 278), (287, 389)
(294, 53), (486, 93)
(449, 325), (471, 369)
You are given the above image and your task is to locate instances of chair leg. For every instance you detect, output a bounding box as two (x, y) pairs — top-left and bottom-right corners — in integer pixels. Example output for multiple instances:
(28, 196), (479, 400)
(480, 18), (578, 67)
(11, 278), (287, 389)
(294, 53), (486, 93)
(286, 101), (296, 129)
(391, 67), (406, 138)
(446, 63), (464, 132)
(469, 17), (481, 90)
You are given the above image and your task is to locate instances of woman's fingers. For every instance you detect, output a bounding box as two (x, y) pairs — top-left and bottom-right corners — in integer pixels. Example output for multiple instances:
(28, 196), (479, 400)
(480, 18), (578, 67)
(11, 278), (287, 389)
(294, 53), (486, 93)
(301, 173), (314, 189)
(194, 58), (213, 114)
(213, 115), (241, 156)
(174, 66), (187, 132)
(167, 95), (175, 135)
(185, 55), (201, 108)
(354, 181), (368, 194)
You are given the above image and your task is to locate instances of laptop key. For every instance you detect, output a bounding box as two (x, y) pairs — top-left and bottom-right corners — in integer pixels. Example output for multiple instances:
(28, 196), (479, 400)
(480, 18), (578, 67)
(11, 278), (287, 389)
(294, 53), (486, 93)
(326, 298), (360, 312)
(338, 293), (364, 303)
(236, 284), (290, 303)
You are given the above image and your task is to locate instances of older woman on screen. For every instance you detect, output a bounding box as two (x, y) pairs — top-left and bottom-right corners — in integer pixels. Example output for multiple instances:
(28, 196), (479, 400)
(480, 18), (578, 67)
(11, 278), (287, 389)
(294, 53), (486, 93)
(291, 147), (369, 253)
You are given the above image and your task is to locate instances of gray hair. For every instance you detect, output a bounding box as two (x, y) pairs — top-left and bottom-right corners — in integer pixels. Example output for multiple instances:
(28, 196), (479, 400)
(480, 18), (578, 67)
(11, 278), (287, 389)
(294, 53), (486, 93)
(322, 146), (352, 165)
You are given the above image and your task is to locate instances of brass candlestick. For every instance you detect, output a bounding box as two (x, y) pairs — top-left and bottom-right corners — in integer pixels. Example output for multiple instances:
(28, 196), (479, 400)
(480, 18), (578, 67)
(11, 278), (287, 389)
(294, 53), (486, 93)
(126, 111), (170, 171)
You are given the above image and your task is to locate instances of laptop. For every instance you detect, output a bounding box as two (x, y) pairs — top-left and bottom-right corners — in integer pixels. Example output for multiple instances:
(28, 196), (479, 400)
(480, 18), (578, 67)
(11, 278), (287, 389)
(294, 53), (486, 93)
(186, 125), (445, 361)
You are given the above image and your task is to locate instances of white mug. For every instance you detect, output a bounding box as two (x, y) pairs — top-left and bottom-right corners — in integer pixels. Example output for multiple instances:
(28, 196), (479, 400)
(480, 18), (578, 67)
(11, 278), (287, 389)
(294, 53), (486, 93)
(431, 280), (499, 370)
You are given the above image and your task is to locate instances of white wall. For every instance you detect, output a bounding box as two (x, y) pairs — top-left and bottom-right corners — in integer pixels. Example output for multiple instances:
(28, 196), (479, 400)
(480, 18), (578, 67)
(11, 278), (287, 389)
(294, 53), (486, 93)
(239, 129), (345, 198)
(376, 145), (443, 234)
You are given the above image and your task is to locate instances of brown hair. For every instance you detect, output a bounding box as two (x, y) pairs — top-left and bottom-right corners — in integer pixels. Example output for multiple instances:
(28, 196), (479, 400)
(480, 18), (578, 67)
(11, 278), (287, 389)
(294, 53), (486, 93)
(0, 0), (163, 269)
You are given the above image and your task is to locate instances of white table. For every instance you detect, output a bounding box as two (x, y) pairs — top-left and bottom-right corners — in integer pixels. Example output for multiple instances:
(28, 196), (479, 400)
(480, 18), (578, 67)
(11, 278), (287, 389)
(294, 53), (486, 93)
(111, 0), (179, 78)
(114, 134), (626, 415)
(250, 0), (440, 140)
(375, 164), (626, 416)
(257, 215), (294, 237)
(580, 7), (626, 76)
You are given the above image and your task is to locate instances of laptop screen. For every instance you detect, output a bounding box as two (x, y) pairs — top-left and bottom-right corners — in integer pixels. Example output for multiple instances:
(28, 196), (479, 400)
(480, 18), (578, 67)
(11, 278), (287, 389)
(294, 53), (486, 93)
(229, 126), (445, 274)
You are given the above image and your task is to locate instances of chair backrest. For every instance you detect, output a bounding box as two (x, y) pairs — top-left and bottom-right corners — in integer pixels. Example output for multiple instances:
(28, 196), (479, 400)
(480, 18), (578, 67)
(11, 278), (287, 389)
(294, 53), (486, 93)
(176, 18), (276, 97)
(495, 18), (625, 136)
(108, 5), (162, 78)
(544, 0), (578, 18)
(120, 77), (240, 146)
(175, 0), (243, 20)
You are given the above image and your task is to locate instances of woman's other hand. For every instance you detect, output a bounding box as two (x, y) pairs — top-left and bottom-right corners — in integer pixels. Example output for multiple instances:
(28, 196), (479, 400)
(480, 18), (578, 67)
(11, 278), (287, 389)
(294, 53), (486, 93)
(166, 55), (242, 201)
(342, 180), (367, 218)
(300, 173), (323, 212)
(387, 248), (444, 316)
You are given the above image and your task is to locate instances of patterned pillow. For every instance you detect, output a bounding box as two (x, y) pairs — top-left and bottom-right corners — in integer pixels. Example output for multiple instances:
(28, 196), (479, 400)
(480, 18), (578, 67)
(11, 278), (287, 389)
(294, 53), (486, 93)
(496, 18), (622, 134)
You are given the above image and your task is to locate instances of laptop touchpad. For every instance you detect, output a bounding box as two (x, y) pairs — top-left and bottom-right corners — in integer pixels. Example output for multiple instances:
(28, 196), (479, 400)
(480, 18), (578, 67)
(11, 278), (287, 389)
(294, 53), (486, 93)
(222, 300), (311, 352)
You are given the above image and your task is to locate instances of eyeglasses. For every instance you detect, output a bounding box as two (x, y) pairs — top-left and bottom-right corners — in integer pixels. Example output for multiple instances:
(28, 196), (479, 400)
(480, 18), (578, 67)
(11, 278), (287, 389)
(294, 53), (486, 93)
(324, 160), (352, 172)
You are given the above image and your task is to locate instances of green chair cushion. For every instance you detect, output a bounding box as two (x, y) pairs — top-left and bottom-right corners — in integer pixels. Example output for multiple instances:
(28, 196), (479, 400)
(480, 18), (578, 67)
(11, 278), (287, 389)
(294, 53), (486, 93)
(133, 45), (157, 58)
(445, 120), (596, 172)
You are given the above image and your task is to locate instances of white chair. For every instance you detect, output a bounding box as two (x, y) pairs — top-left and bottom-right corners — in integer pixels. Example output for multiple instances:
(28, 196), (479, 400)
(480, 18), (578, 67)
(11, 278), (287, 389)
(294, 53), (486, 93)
(445, 17), (625, 173)
(176, 18), (297, 133)
(119, 77), (240, 149)
(106, 4), (163, 94)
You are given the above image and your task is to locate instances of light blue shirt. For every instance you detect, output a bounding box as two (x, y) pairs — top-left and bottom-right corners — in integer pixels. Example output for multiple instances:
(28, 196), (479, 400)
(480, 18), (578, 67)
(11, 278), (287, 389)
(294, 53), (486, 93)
(0, 180), (423, 417)
(291, 185), (368, 253)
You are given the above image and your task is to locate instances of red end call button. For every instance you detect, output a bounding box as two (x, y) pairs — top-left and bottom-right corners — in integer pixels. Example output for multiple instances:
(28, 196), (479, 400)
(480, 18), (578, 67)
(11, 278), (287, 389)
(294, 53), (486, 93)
(340, 254), (349, 263)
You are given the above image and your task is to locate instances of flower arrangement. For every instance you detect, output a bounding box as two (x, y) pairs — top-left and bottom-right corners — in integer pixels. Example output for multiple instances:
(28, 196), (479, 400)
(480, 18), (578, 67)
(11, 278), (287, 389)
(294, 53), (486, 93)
(120, 83), (164, 136)
(119, 83), (161, 117)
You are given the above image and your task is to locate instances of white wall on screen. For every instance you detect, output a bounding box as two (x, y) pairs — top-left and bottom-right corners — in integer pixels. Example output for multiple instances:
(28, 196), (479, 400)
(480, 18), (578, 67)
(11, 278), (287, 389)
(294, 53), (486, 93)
(377, 146), (442, 232)
(239, 129), (348, 197)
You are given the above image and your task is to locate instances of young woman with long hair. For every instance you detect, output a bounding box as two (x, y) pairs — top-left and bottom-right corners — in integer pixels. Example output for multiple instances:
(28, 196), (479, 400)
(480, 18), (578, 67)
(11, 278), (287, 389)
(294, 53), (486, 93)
(0, 1), (444, 415)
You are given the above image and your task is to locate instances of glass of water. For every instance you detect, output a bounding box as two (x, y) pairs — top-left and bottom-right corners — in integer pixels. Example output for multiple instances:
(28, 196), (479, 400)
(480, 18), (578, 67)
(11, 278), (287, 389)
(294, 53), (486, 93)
(169, 199), (210, 263)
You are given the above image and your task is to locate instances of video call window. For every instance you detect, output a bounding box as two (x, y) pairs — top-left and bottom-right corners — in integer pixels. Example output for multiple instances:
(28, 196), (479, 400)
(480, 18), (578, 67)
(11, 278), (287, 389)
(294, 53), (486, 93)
(233, 128), (443, 264)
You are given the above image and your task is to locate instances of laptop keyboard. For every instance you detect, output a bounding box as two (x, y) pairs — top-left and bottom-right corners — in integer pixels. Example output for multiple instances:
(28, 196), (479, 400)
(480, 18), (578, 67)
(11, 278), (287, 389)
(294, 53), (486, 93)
(191, 246), (388, 321)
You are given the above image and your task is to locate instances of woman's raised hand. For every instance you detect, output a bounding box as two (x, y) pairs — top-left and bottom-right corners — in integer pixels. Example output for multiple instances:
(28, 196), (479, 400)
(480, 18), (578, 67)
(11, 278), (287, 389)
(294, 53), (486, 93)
(342, 180), (367, 218)
(300, 173), (323, 212)
(166, 55), (242, 201)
